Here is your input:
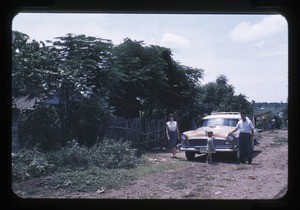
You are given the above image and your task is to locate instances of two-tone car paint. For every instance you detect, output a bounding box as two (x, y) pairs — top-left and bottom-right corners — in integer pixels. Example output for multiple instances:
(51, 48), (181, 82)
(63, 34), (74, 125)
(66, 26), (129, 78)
(178, 112), (258, 160)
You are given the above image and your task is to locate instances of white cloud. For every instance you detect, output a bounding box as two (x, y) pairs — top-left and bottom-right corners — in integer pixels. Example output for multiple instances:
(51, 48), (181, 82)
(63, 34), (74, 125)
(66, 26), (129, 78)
(229, 15), (286, 43)
(160, 33), (190, 49)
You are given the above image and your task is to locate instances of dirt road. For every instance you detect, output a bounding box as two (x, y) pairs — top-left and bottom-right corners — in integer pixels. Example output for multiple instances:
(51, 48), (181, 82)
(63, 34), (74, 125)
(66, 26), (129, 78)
(12, 129), (288, 200)
(58, 129), (288, 199)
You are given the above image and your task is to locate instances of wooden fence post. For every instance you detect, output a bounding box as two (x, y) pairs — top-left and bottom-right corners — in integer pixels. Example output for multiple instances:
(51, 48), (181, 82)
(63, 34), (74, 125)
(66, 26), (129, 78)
(104, 117), (166, 149)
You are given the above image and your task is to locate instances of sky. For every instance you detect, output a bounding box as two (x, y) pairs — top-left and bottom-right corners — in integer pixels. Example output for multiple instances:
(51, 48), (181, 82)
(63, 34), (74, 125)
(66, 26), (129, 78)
(12, 13), (288, 103)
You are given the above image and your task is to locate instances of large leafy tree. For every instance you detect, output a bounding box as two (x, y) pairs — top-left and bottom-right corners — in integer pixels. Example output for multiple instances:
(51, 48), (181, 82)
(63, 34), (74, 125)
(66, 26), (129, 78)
(201, 75), (251, 114)
(50, 34), (117, 140)
(111, 39), (168, 117)
(111, 38), (204, 120)
(12, 31), (57, 99)
(13, 32), (117, 147)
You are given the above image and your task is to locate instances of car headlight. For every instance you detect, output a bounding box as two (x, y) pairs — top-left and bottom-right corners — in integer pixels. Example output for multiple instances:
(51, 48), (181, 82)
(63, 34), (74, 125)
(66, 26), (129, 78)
(181, 134), (188, 141)
(226, 134), (235, 141)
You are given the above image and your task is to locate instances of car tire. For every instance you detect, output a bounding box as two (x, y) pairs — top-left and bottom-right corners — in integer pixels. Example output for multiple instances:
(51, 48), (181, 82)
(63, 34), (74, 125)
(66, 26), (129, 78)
(185, 152), (196, 161)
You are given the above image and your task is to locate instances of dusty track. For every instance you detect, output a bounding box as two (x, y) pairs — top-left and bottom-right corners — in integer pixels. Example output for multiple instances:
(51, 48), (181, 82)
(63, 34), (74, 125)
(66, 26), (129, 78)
(13, 129), (288, 200)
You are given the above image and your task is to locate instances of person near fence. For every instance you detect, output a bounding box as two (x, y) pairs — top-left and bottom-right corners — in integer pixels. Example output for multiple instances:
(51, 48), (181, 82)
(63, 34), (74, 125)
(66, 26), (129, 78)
(205, 131), (216, 164)
(166, 114), (180, 158)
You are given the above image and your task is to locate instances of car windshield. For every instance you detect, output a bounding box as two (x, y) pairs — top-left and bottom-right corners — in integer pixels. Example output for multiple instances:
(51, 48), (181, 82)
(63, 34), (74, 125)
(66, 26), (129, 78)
(201, 118), (239, 127)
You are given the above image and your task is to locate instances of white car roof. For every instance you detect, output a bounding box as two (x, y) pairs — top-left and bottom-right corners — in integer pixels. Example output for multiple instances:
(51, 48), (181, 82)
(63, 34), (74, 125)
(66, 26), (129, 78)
(203, 112), (241, 119)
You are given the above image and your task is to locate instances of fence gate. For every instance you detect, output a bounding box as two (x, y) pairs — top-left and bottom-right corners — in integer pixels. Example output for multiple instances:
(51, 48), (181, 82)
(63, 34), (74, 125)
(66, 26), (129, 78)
(104, 117), (167, 148)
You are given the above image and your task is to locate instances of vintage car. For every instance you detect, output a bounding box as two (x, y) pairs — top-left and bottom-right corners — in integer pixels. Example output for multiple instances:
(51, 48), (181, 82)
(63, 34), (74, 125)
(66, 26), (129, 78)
(178, 112), (259, 160)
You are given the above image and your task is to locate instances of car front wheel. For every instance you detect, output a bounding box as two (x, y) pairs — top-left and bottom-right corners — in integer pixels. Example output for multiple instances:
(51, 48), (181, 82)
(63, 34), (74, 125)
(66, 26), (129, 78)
(185, 151), (196, 161)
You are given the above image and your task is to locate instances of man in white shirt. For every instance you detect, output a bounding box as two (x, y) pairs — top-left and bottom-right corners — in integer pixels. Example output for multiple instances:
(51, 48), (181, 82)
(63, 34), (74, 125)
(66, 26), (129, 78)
(229, 111), (254, 164)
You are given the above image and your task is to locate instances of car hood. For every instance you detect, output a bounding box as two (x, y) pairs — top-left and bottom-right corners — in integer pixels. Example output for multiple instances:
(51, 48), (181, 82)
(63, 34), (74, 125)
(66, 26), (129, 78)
(183, 126), (237, 140)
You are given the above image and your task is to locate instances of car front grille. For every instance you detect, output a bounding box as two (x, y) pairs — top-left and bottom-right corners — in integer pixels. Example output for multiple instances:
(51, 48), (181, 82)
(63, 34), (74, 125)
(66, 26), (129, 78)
(187, 139), (234, 149)
(188, 139), (207, 146)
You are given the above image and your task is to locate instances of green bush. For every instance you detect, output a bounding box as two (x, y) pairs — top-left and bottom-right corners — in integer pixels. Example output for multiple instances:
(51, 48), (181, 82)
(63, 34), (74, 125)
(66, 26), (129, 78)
(12, 138), (142, 182)
(19, 104), (61, 150)
(12, 147), (56, 181)
(89, 138), (141, 169)
(69, 95), (115, 147)
(49, 139), (90, 170)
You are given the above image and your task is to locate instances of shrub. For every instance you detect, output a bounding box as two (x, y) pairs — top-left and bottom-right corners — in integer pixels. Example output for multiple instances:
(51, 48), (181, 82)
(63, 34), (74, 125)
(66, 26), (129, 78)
(69, 95), (115, 147)
(49, 138), (140, 170)
(12, 138), (142, 182)
(89, 138), (141, 169)
(19, 104), (61, 150)
(49, 139), (90, 170)
(12, 146), (56, 181)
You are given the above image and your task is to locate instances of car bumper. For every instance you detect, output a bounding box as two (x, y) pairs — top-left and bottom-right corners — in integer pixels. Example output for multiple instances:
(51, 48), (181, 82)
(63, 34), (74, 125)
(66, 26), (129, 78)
(178, 145), (236, 152)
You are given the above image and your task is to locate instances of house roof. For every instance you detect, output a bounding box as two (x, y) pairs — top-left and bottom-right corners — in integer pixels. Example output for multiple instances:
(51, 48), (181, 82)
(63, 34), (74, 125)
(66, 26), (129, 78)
(12, 96), (39, 110)
(12, 94), (61, 111)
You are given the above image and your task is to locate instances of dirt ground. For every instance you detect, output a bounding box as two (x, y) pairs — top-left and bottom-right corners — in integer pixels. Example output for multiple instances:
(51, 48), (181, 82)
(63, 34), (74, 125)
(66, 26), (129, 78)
(12, 129), (288, 200)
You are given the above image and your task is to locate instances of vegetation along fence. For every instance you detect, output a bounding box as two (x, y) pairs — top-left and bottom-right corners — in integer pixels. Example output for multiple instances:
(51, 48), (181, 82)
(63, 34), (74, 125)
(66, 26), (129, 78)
(104, 117), (167, 149)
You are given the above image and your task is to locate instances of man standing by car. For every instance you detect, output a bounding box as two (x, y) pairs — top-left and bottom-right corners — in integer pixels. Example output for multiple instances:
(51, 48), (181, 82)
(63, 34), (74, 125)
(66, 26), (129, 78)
(229, 111), (254, 164)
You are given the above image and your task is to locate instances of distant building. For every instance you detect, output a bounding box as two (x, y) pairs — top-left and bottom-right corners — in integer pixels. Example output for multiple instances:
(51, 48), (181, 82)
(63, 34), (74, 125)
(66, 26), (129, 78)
(253, 102), (288, 130)
(12, 96), (39, 151)
(12, 95), (61, 151)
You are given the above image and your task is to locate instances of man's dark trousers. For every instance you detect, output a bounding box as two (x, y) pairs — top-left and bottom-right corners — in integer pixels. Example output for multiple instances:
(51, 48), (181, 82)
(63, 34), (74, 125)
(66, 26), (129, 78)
(239, 133), (252, 163)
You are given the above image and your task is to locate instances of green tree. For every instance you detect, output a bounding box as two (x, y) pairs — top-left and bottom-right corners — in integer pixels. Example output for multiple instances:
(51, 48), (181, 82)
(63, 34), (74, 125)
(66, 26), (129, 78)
(12, 31), (57, 99)
(13, 32), (117, 147)
(70, 94), (114, 146)
(111, 39), (167, 117)
(19, 104), (61, 150)
(51, 34), (117, 139)
(111, 38), (204, 120)
(201, 75), (251, 114)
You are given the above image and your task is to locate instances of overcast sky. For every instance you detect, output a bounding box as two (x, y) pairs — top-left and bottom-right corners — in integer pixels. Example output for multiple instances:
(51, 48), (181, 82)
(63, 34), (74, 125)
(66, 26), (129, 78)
(12, 13), (288, 103)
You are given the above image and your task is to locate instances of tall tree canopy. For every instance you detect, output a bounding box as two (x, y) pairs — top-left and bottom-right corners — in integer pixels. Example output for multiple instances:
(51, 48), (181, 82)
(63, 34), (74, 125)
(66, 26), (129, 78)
(12, 31), (252, 148)
(201, 75), (252, 115)
(12, 31), (57, 99)
(110, 38), (204, 118)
